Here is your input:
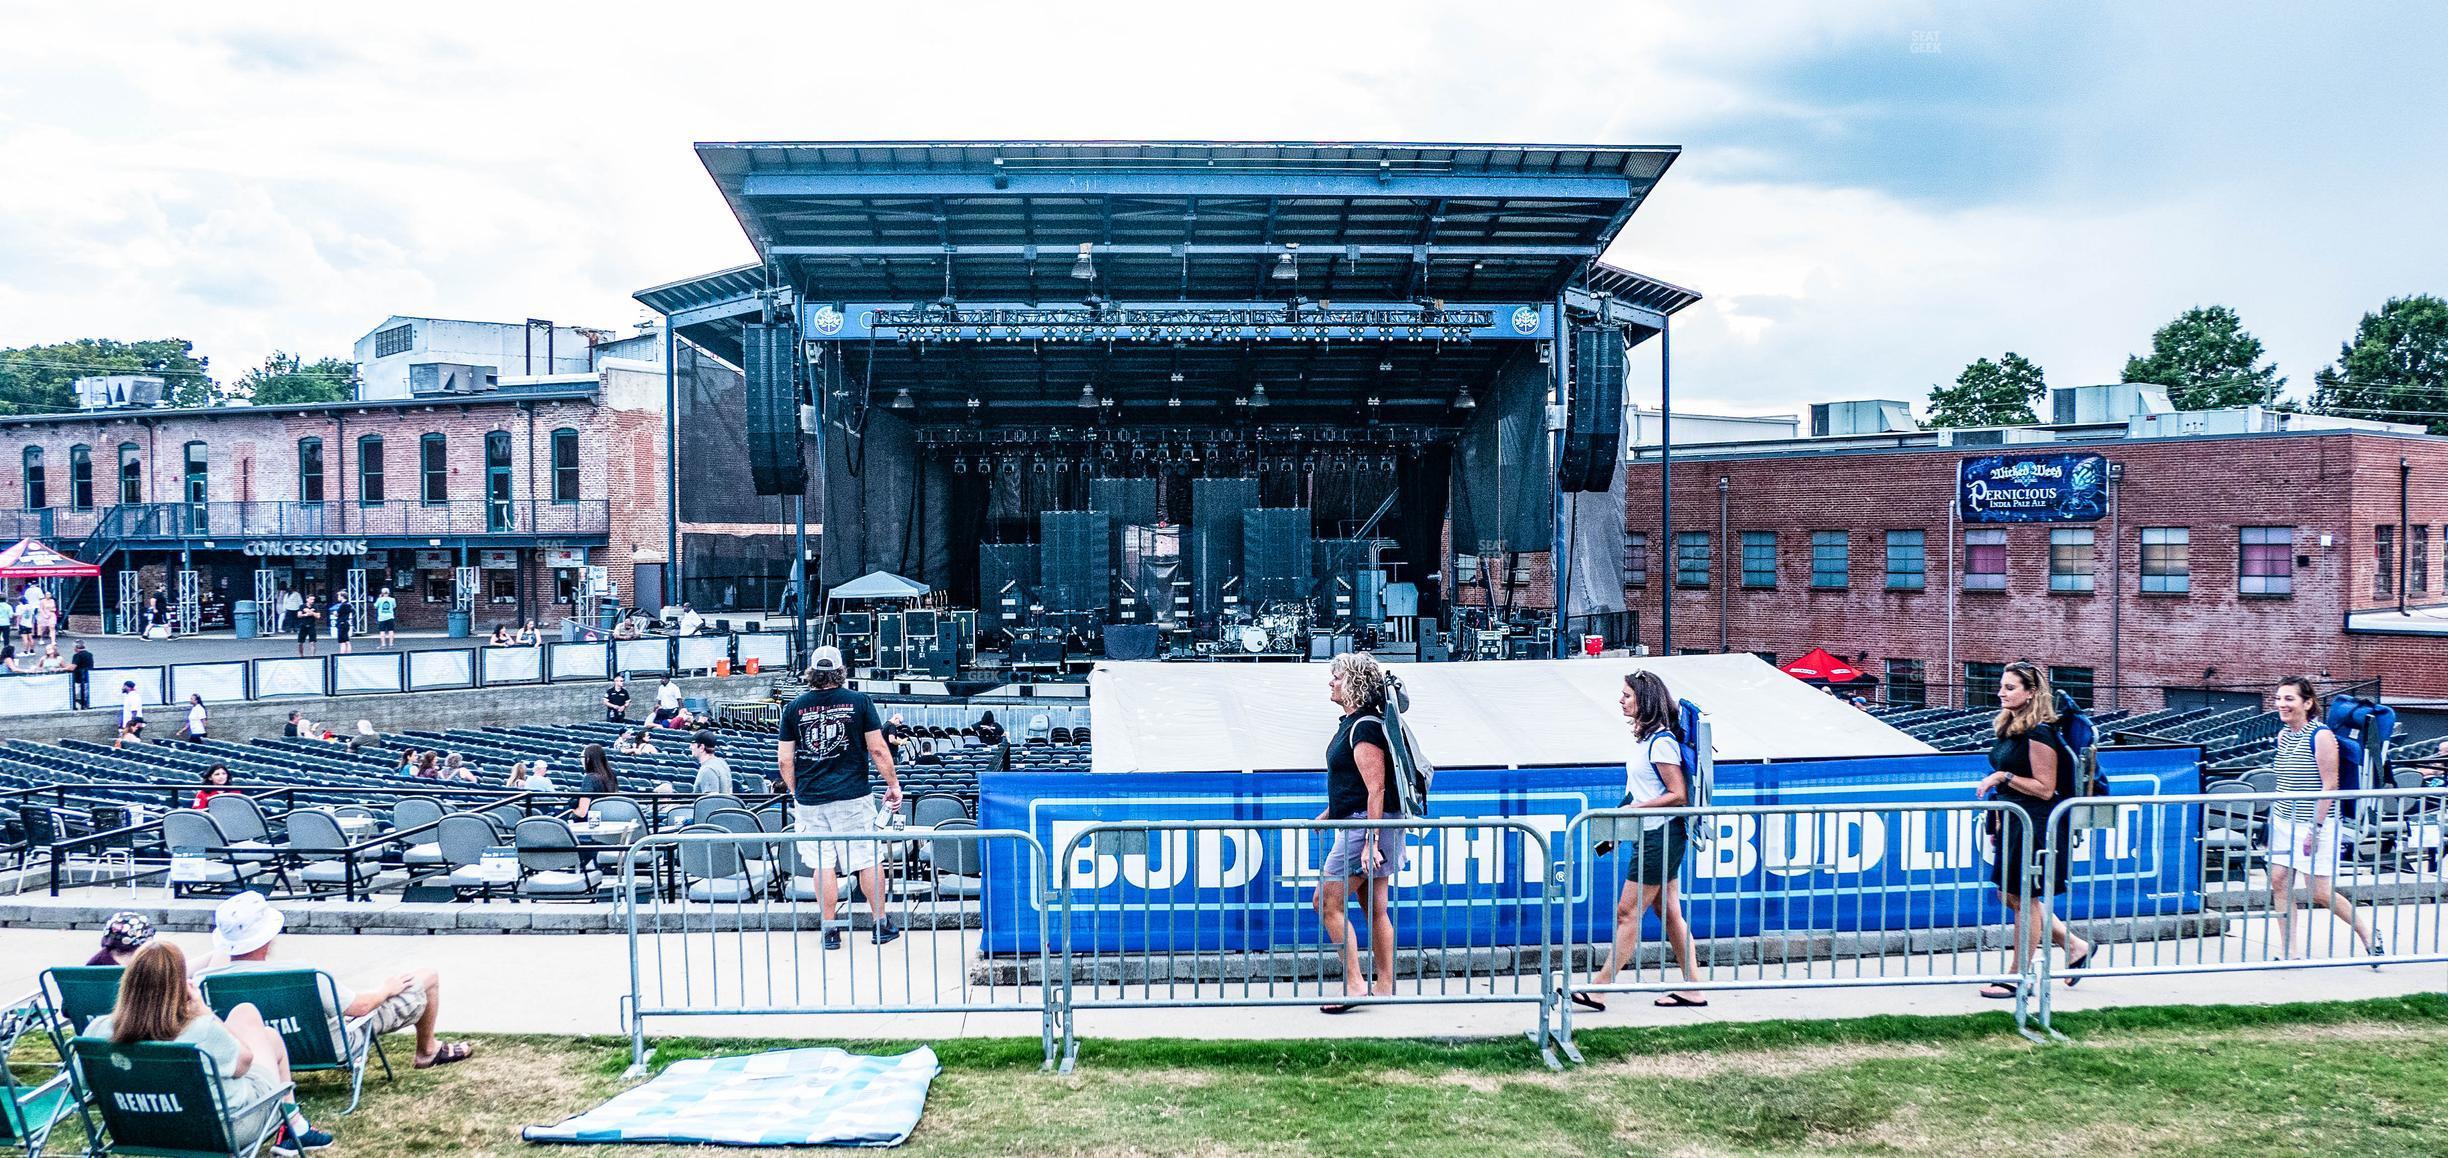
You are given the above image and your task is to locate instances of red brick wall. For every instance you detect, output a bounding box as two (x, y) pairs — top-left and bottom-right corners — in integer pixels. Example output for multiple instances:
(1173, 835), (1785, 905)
(1617, 431), (2448, 701)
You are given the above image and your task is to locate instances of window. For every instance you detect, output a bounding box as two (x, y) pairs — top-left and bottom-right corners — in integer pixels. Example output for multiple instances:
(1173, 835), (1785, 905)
(68, 444), (92, 511)
(118, 443), (142, 505)
(1884, 530), (1926, 591)
(420, 434), (448, 504)
(1964, 529), (2007, 591)
(2414, 526), (2431, 597)
(2049, 528), (2095, 592)
(1740, 531), (1777, 588)
(1886, 659), (1927, 708)
(1965, 661), (2007, 709)
(1749, 650), (1780, 666)
(2240, 527), (2294, 596)
(20, 447), (43, 510)
(1675, 531), (1711, 588)
(182, 441), (207, 504)
(2140, 528), (2190, 594)
(1622, 532), (1648, 587)
(486, 570), (518, 602)
(358, 435), (386, 504)
(2375, 525), (2396, 599)
(1810, 531), (1850, 589)
(297, 437), (324, 504)
(2050, 665), (2095, 708)
(551, 428), (580, 503)
(484, 431), (514, 531)
(423, 572), (452, 603)
(374, 324), (414, 358)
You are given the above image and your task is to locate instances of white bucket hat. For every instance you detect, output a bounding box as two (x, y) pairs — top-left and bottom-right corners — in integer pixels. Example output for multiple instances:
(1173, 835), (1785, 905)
(211, 891), (285, 957)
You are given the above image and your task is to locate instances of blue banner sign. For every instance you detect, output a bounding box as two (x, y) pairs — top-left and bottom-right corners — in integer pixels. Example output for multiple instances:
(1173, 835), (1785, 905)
(806, 301), (1555, 343)
(1959, 452), (2109, 523)
(978, 748), (2199, 954)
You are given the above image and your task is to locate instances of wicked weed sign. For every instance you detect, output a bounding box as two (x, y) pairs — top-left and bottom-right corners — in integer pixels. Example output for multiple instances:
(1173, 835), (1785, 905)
(1959, 452), (2108, 523)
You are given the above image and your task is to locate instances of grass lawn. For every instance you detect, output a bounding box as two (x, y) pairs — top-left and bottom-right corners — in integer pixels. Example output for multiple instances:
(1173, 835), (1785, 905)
(25, 996), (2448, 1155)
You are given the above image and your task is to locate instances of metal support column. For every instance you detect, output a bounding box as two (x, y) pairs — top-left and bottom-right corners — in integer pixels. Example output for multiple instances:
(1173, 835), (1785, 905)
(1657, 316), (1672, 656)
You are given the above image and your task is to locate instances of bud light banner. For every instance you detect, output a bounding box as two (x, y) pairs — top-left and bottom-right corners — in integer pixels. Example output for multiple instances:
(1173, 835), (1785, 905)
(977, 747), (2198, 954)
(1959, 452), (2109, 523)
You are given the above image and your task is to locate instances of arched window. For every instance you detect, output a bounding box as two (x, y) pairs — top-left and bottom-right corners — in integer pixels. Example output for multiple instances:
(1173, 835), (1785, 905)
(20, 446), (44, 510)
(550, 428), (580, 503)
(118, 443), (142, 505)
(358, 434), (386, 504)
(420, 433), (448, 504)
(297, 437), (324, 504)
(68, 444), (92, 511)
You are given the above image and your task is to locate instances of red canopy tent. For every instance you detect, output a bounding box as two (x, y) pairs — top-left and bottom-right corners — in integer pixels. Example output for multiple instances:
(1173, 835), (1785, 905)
(1780, 647), (1872, 685)
(0, 538), (101, 580)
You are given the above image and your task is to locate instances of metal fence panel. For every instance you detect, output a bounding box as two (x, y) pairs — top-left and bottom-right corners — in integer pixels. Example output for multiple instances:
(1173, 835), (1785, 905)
(675, 635), (729, 673)
(94, 665), (167, 707)
(332, 653), (406, 695)
(479, 645), (543, 685)
(620, 827), (1054, 1072)
(549, 641), (609, 682)
(734, 632), (792, 671)
(407, 648), (476, 691)
(0, 672), (73, 715)
(168, 662), (248, 705)
(615, 639), (673, 677)
(250, 657), (327, 698)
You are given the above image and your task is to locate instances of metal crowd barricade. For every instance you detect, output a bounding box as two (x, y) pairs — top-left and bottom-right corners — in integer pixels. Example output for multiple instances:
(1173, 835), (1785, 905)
(618, 826), (1055, 1073)
(1558, 801), (2043, 1056)
(2037, 786), (2448, 1032)
(1050, 817), (1561, 1071)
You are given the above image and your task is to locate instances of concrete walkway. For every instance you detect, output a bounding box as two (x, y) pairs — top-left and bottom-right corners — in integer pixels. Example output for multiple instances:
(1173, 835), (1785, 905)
(6, 924), (2439, 1045)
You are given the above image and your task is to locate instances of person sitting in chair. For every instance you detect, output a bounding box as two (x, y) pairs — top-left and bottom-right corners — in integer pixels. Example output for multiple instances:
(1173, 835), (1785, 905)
(197, 892), (474, 1072)
(89, 940), (334, 1154)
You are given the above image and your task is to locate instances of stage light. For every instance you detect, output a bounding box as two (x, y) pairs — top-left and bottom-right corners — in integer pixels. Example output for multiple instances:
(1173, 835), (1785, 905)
(1170, 371), (1185, 383)
(1070, 243), (1097, 281)
(953, 459), (967, 474)
(1454, 389), (1477, 411)
(1077, 382), (1099, 409)
(1167, 393), (1182, 408)
(1247, 383), (1270, 409)
(888, 387), (915, 410)
(1379, 360), (1393, 373)
(1272, 243), (1300, 282)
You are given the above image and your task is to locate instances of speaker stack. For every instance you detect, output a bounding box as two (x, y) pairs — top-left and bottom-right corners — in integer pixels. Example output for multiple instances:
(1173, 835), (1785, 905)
(742, 322), (807, 495)
(1242, 508), (1312, 606)
(1559, 325), (1626, 493)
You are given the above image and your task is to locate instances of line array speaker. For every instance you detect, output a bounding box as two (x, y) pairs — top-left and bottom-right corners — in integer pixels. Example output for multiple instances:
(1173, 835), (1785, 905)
(1559, 325), (1626, 493)
(979, 543), (1038, 628)
(1242, 508), (1312, 606)
(1039, 511), (1110, 614)
(743, 322), (807, 496)
(1191, 477), (1259, 620)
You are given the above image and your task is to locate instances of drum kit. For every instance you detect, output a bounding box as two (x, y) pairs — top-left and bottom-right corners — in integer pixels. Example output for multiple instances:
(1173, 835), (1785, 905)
(1232, 601), (1311, 654)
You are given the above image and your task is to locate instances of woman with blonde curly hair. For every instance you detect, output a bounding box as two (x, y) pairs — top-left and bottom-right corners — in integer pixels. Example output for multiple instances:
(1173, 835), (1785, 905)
(1315, 652), (1402, 1014)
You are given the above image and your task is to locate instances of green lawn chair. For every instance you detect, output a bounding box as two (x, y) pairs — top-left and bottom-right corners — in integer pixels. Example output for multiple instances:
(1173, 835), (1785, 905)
(38, 966), (123, 1037)
(1, 996), (92, 1158)
(196, 970), (389, 1114)
(66, 1037), (290, 1158)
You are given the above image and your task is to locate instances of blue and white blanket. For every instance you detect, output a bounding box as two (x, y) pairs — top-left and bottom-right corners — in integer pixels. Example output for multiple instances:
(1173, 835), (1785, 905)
(524, 1047), (939, 1147)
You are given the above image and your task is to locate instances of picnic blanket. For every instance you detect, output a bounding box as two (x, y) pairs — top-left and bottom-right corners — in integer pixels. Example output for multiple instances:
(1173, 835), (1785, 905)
(523, 1047), (938, 1147)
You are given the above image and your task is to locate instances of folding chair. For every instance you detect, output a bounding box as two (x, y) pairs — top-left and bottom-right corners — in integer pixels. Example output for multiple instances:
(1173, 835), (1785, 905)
(38, 966), (123, 1037)
(66, 1037), (290, 1158)
(0, 995), (90, 1158)
(513, 817), (601, 901)
(196, 968), (389, 1115)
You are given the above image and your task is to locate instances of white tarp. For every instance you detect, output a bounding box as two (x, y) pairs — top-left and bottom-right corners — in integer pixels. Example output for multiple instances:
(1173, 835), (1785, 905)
(1089, 653), (1934, 774)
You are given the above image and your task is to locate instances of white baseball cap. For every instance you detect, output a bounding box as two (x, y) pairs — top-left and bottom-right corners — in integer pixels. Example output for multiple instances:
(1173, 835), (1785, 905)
(810, 645), (845, 672)
(212, 891), (285, 956)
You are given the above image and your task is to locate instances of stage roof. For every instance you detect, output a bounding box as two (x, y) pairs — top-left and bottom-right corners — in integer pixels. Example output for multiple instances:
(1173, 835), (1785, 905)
(1088, 654), (1936, 775)
(693, 140), (1680, 304)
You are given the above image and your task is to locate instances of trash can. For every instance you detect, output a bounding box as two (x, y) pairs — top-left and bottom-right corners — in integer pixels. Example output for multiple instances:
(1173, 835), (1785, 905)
(233, 600), (260, 640)
(446, 609), (472, 638)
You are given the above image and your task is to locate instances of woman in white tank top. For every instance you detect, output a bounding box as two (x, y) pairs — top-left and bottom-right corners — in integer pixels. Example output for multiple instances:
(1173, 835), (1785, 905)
(2267, 676), (2380, 963)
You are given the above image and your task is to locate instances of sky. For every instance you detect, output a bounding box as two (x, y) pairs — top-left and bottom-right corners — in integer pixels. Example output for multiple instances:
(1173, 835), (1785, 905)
(2, 1), (2444, 417)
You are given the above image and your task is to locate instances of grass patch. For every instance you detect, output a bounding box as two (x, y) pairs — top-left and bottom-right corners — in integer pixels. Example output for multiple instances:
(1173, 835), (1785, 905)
(22, 996), (2448, 1155)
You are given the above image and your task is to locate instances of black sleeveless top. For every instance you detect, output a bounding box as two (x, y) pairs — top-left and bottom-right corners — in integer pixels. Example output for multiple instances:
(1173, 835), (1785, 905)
(1325, 711), (1390, 820)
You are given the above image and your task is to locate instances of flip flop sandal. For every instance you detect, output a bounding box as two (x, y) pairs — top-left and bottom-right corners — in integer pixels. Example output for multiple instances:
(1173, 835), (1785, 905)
(1653, 994), (1709, 1008)
(2063, 945), (2097, 987)
(415, 1042), (476, 1069)
(1318, 1003), (1359, 1015)
(1568, 992), (1608, 1013)
(1977, 984), (2021, 1000)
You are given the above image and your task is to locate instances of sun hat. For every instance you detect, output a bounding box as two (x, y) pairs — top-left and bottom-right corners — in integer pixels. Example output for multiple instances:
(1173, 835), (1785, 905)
(211, 891), (285, 956)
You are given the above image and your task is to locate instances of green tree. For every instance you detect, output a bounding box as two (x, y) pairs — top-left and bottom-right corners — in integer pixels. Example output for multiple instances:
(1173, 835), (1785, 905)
(2121, 305), (2285, 409)
(236, 352), (357, 406)
(2312, 294), (2448, 434)
(1926, 351), (2047, 427)
(0, 338), (211, 415)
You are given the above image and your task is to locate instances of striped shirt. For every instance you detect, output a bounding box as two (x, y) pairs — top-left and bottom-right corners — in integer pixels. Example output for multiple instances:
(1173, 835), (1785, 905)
(2271, 722), (2330, 822)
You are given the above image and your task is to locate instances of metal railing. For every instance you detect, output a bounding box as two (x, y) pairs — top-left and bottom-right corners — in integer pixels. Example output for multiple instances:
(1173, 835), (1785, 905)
(55, 499), (611, 542)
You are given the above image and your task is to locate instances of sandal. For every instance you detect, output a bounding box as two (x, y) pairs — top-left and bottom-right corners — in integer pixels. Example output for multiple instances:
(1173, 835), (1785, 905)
(1318, 1003), (1358, 1015)
(1977, 983), (2021, 1000)
(1653, 993), (1709, 1008)
(415, 1041), (476, 1069)
(1568, 991), (1608, 1013)
(2063, 944), (2095, 988)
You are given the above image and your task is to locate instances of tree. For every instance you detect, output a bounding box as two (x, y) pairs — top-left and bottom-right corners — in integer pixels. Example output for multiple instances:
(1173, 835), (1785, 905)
(236, 352), (357, 406)
(2312, 294), (2448, 435)
(2121, 305), (2285, 410)
(0, 338), (211, 415)
(1926, 352), (2047, 428)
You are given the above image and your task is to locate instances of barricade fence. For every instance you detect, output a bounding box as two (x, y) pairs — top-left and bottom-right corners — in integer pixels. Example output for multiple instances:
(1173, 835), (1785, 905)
(0, 631), (797, 712)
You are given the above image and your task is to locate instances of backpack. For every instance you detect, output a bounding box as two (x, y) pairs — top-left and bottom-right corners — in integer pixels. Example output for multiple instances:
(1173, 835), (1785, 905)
(2324, 697), (2396, 823)
(2053, 691), (2107, 797)
(1382, 675), (1436, 818)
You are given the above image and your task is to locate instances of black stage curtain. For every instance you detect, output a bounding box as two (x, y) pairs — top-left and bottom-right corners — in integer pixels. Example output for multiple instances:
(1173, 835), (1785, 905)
(1394, 444), (1452, 619)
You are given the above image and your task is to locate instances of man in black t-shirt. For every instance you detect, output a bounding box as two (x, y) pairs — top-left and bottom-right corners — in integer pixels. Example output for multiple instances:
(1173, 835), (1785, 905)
(603, 675), (631, 722)
(779, 646), (904, 948)
(69, 642), (93, 709)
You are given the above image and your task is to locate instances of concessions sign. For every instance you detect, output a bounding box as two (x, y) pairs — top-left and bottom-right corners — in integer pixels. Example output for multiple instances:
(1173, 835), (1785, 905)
(1958, 452), (2108, 523)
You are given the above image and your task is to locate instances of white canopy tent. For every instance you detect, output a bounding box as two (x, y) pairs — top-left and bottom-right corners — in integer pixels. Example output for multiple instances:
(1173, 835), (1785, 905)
(1088, 653), (1935, 774)
(827, 571), (931, 601)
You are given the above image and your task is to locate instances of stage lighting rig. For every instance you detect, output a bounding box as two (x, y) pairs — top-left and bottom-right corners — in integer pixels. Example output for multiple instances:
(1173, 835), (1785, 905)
(1273, 242), (1300, 282)
(1070, 243), (1097, 281)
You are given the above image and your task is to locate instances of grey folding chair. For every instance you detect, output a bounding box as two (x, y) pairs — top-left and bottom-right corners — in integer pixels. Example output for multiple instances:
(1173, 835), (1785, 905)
(435, 814), (506, 901)
(514, 817), (601, 901)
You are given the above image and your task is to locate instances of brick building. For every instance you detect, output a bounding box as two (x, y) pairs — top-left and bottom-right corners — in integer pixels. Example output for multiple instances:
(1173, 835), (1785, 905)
(0, 362), (668, 632)
(1617, 419), (2448, 704)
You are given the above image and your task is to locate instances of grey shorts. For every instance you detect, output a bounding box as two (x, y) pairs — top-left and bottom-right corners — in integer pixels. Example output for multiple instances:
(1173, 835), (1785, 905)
(1321, 826), (1407, 880)
(793, 797), (883, 873)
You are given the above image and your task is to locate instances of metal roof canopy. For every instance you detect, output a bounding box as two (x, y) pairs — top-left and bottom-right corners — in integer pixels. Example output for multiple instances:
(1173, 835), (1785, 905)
(696, 140), (1679, 304)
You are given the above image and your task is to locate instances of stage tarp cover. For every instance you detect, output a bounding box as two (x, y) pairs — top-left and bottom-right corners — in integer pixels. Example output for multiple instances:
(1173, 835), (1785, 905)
(1088, 653), (1935, 775)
